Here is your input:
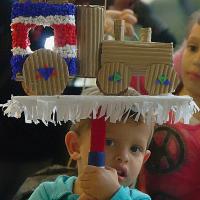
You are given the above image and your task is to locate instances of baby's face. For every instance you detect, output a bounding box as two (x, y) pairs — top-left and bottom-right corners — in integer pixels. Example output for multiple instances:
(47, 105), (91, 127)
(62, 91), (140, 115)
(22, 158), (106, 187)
(78, 120), (151, 187)
(105, 120), (151, 187)
(182, 23), (200, 96)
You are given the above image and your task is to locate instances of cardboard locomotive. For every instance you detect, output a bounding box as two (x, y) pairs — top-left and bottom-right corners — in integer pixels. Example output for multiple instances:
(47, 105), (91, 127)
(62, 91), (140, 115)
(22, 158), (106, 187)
(11, 0), (179, 96)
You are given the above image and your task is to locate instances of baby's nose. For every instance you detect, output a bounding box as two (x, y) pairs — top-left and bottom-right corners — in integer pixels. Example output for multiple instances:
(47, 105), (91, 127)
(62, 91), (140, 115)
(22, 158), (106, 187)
(115, 151), (129, 163)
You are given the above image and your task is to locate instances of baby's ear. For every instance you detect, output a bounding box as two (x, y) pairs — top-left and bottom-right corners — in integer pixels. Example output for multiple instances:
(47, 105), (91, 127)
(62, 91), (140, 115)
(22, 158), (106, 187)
(65, 131), (81, 161)
(143, 150), (151, 164)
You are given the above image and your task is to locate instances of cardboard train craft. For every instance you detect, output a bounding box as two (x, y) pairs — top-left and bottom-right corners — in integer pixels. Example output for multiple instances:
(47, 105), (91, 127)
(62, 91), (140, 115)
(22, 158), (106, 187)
(2, 0), (199, 168)
(11, 0), (179, 96)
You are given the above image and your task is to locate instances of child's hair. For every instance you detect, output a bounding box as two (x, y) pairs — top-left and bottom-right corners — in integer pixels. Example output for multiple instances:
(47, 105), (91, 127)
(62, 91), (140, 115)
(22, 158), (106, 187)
(70, 86), (154, 148)
(81, 86), (141, 96)
(185, 10), (200, 39)
(70, 118), (153, 148)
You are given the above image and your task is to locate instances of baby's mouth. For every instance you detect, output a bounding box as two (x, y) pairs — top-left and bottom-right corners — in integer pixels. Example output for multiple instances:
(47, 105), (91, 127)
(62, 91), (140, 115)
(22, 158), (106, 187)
(116, 168), (128, 182)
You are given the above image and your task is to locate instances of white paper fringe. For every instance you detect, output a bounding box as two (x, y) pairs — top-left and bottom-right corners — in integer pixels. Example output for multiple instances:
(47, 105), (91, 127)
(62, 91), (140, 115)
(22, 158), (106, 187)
(1, 95), (199, 126)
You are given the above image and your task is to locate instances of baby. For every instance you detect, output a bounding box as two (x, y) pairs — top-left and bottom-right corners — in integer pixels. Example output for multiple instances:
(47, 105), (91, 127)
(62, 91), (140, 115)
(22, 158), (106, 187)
(29, 88), (153, 200)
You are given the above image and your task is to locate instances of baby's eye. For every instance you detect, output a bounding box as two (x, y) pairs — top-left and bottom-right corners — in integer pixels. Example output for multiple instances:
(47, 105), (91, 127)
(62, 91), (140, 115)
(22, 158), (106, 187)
(188, 44), (198, 52)
(105, 139), (114, 147)
(130, 145), (143, 153)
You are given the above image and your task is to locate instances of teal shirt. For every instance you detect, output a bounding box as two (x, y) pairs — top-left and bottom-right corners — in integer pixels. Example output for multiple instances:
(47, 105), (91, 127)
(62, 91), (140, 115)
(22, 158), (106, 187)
(29, 175), (151, 200)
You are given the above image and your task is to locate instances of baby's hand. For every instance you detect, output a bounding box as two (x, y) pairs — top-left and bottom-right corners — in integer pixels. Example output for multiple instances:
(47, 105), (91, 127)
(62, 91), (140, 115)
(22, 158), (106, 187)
(105, 9), (137, 37)
(79, 165), (120, 200)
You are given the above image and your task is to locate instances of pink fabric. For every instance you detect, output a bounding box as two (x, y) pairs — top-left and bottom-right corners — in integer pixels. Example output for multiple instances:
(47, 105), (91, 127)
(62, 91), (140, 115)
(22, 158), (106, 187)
(140, 122), (200, 200)
(130, 75), (148, 95)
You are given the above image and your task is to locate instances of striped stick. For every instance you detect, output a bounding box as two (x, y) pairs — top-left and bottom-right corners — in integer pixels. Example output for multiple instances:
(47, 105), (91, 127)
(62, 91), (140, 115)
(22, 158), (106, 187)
(88, 117), (106, 167)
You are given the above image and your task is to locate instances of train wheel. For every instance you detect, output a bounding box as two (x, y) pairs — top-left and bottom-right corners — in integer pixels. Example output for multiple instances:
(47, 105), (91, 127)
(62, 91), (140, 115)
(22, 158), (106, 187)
(145, 64), (179, 95)
(22, 49), (69, 95)
(97, 63), (130, 95)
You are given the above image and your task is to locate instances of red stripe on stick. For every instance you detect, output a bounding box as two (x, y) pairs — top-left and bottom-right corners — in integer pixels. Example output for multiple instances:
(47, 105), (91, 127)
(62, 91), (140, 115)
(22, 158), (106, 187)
(90, 117), (106, 152)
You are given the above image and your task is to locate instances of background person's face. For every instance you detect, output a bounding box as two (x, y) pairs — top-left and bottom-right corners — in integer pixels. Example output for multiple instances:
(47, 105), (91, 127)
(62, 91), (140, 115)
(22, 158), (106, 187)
(182, 23), (200, 97)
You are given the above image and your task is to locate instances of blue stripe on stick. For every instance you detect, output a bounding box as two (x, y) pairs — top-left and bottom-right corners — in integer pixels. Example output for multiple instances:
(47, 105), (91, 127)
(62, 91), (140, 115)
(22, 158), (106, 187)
(88, 152), (105, 167)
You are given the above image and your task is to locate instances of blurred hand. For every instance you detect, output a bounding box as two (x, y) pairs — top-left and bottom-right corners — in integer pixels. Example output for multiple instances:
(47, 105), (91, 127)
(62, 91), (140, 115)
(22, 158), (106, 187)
(105, 9), (137, 37)
(112, 0), (134, 10)
(79, 165), (120, 200)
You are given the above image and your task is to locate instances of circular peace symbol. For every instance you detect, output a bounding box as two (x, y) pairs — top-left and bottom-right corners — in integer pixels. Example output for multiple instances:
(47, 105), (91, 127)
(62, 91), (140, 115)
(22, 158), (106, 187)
(151, 192), (178, 200)
(146, 125), (185, 173)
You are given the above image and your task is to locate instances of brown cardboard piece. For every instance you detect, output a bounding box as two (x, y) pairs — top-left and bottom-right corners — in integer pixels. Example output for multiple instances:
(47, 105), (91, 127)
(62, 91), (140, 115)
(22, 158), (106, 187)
(22, 49), (69, 95)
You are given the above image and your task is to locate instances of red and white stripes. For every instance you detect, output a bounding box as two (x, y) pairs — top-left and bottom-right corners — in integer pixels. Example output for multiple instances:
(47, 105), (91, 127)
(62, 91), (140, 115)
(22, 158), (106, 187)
(11, 15), (77, 58)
